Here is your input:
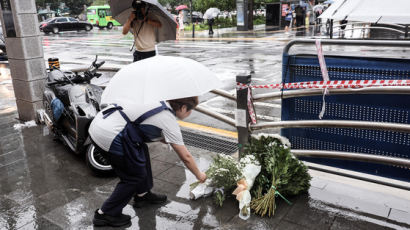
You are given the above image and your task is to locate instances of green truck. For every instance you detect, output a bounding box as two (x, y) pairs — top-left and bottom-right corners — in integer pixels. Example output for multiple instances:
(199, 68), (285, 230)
(87, 5), (121, 29)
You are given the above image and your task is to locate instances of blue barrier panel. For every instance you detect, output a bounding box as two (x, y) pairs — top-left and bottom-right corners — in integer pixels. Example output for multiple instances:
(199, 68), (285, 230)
(281, 53), (410, 182)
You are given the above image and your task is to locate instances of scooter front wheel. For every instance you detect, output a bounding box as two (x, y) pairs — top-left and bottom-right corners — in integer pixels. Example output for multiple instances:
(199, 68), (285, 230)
(86, 144), (113, 176)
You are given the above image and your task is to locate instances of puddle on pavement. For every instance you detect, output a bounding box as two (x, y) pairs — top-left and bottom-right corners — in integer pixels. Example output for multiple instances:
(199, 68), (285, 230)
(0, 63), (16, 112)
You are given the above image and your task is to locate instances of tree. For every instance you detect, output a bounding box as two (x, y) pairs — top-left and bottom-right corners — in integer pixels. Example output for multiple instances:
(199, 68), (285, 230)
(92, 0), (109, 5)
(254, 0), (280, 8)
(65, 0), (92, 15)
(35, 0), (92, 15)
(158, 0), (187, 12)
(193, 0), (236, 13)
(35, 0), (59, 10)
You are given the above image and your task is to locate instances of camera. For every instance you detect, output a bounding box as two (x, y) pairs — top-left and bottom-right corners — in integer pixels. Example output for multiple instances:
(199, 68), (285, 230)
(132, 0), (146, 21)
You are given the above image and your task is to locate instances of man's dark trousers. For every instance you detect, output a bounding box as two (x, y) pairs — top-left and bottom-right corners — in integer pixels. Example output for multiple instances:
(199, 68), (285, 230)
(133, 50), (156, 62)
(100, 145), (153, 216)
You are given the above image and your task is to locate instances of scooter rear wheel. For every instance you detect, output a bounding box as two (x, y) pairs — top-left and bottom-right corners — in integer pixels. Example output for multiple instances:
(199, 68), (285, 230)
(86, 144), (113, 176)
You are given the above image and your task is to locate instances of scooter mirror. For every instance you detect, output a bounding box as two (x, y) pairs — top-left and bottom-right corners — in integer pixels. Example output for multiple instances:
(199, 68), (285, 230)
(93, 55), (98, 66)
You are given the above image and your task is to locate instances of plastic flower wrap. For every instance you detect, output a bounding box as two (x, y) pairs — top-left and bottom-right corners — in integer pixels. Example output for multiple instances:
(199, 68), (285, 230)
(232, 155), (261, 220)
(189, 179), (214, 200)
(190, 154), (242, 206)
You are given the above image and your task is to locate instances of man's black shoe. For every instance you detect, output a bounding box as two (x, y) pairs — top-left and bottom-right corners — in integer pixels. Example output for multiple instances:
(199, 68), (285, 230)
(133, 191), (167, 208)
(92, 209), (131, 227)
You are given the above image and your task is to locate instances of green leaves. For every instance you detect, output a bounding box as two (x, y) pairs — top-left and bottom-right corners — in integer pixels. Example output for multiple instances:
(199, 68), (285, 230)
(214, 190), (225, 207)
(193, 0), (236, 12)
(244, 135), (312, 217)
(36, 0), (92, 15)
(206, 154), (242, 190)
(201, 154), (242, 207)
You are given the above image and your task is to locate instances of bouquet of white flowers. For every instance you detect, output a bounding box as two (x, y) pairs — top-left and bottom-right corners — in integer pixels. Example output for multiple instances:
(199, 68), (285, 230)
(190, 154), (242, 206)
(232, 155), (261, 220)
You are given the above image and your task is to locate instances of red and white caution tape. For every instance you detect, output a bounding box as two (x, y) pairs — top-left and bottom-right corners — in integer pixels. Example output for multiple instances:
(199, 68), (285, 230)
(237, 79), (410, 90)
(247, 90), (257, 124)
(237, 79), (410, 124)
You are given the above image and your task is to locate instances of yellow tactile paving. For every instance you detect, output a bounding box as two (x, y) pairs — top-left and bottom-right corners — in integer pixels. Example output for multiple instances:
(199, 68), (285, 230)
(178, 120), (238, 139)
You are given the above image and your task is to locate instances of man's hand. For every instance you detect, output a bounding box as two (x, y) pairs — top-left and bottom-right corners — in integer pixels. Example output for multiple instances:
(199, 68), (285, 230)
(128, 12), (136, 22)
(123, 12), (136, 35)
(197, 172), (207, 183)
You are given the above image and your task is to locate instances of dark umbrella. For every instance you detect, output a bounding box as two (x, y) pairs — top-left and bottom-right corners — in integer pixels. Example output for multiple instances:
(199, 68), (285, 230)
(109, 0), (177, 42)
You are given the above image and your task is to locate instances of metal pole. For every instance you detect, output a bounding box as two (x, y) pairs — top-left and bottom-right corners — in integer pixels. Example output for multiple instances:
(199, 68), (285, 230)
(236, 74), (251, 157)
(283, 39), (410, 55)
(210, 89), (236, 101)
(190, 0), (194, 38)
(330, 19), (333, 39)
(195, 105), (236, 127)
(250, 120), (410, 133)
(292, 150), (410, 168)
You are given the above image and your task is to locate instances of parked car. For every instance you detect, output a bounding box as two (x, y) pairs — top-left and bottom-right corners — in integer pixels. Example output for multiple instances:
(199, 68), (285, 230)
(39, 17), (93, 34)
(184, 11), (204, 24)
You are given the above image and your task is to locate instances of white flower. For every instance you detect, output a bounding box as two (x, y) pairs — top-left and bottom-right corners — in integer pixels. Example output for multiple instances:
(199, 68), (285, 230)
(251, 133), (291, 148)
(239, 155), (260, 167)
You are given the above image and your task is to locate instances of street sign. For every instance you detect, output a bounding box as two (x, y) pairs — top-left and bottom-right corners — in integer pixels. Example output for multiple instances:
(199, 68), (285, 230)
(0, 0), (16, 37)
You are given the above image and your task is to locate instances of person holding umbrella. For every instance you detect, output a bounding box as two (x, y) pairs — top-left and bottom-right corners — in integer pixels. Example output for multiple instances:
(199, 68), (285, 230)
(203, 8), (220, 36)
(178, 10), (185, 37)
(122, 1), (162, 62)
(90, 56), (221, 227)
(208, 18), (214, 35)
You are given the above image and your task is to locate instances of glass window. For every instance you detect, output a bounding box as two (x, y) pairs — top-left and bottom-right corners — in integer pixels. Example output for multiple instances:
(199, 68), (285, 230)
(68, 18), (77, 22)
(87, 9), (96, 15)
(56, 18), (68, 23)
(98, 9), (106, 17)
(106, 10), (112, 16)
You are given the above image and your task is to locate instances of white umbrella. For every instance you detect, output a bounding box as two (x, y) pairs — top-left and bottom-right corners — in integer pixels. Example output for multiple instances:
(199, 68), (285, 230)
(203, 8), (220, 20)
(101, 56), (222, 105)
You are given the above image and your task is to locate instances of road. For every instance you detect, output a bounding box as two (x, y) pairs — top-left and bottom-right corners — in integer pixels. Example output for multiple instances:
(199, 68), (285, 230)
(41, 27), (289, 132)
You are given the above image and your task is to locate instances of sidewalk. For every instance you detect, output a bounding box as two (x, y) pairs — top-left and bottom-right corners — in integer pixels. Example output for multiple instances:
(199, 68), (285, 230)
(180, 24), (267, 38)
(1, 110), (409, 229)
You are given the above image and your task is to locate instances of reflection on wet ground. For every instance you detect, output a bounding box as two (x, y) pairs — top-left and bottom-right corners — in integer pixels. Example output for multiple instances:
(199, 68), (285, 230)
(1, 124), (409, 229)
(0, 64), (15, 114)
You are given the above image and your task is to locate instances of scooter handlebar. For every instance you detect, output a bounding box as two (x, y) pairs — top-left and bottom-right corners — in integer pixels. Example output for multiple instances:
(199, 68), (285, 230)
(95, 61), (105, 69)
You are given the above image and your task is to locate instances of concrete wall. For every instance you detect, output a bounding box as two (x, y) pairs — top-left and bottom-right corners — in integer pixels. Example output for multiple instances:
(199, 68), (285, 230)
(0, 0), (46, 121)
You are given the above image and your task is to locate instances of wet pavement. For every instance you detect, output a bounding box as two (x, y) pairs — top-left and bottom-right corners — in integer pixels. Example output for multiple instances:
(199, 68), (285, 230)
(1, 120), (410, 229)
(1, 25), (410, 229)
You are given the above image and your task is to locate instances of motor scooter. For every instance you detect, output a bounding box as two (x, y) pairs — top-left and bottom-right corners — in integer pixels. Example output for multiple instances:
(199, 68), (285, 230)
(41, 56), (112, 175)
